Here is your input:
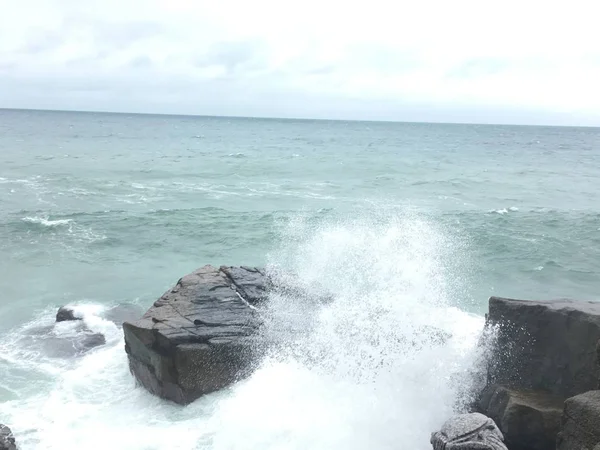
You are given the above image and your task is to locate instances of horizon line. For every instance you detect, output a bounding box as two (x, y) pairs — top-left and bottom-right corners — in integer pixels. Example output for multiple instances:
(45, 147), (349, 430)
(0, 106), (597, 129)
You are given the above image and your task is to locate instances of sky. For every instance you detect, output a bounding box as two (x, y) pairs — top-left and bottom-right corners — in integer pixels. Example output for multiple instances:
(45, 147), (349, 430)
(0, 0), (599, 125)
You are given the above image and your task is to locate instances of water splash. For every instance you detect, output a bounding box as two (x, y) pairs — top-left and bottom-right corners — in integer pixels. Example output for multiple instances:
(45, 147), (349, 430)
(0, 208), (486, 449)
(207, 209), (485, 449)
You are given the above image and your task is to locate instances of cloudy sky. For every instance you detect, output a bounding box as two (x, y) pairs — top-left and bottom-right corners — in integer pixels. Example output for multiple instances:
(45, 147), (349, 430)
(1, 0), (599, 125)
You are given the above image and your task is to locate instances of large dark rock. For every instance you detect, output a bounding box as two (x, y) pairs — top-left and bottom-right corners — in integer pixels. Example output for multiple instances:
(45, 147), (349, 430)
(479, 384), (564, 450)
(557, 390), (600, 450)
(485, 297), (600, 398)
(0, 425), (17, 450)
(430, 412), (508, 450)
(56, 306), (82, 322)
(123, 265), (266, 405)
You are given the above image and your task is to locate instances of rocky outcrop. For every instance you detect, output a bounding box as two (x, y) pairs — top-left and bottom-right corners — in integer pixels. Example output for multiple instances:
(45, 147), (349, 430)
(430, 413), (508, 450)
(123, 265), (266, 405)
(0, 425), (17, 450)
(485, 297), (600, 398)
(56, 306), (81, 322)
(557, 390), (600, 450)
(473, 297), (600, 450)
(479, 384), (564, 450)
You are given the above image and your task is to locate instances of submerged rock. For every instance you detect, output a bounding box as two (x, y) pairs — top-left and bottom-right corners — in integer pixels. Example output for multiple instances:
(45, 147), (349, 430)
(430, 412), (507, 450)
(123, 265), (265, 405)
(56, 306), (82, 322)
(22, 323), (106, 358)
(0, 424), (17, 450)
(102, 303), (145, 328)
(485, 297), (600, 398)
(479, 384), (564, 450)
(557, 390), (600, 450)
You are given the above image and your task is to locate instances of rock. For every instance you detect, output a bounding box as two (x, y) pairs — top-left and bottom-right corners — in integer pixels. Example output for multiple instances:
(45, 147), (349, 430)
(221, 266), (267, 305)
(42, 329), (105, 358)
(123, 265), (264, 405)
(56, 306), (82, 322)
(479, 384), (564, 450)
(0, 424), (17, 450)
(557, 390), (600, 450)
(102, 303), (145, 328)
(485, 297), (600, 398)
(73, 331), (106, 352)
(430, 412), (508, 450)
(20, 323), (106, 358)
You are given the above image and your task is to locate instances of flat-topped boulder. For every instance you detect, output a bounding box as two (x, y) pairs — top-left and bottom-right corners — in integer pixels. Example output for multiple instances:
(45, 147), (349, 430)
(123, 265), (267, 405)
(485, 297), (600, 398)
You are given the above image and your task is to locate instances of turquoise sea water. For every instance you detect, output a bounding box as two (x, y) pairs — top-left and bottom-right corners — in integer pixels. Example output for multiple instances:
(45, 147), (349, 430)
(1, 109), (599, 449)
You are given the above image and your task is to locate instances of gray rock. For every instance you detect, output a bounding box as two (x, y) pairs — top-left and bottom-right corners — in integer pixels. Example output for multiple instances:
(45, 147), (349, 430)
(123, 265), (264, 405)
(485, 297), (600, 398)
(557, 390), (600, 450)
(56, 306), (82, 322)
(221, 266), (267, 305)
(0, 424), (17, 450)
(20, 323), (106, 358)
(479, 384), (564, 450)
(431, 412), (508, 450)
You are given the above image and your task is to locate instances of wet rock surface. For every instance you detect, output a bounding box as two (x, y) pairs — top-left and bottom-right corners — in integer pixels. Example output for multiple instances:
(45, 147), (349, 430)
(557, 390), (600, 450)
(123, 265), (266, 405)
(471, 297), (600, 450)
(430, 412), (508, 450)
(0, 424), (17, 450)
(20, 321), (106, 358)
(479, 384), (564, 450)
(485, 297), (600, 398)
(55, 306), (82, 322)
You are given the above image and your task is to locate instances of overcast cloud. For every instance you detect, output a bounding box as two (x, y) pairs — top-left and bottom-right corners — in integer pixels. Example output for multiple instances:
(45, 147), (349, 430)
(1, 0), (599, 125)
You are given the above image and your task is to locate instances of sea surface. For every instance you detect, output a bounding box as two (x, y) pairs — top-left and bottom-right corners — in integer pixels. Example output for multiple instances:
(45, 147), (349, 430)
(1, 109), (599, 449)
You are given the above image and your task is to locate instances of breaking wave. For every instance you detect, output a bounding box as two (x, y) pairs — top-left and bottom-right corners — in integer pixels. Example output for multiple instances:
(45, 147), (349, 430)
(0, 208), (486, 449)
(22, 216), (73, 227)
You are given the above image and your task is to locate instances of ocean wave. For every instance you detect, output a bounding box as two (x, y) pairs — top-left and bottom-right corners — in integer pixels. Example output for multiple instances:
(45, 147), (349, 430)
(22, 216), (73, 227)
(489, 206), (519, 215)
(14, 215), (107, 244)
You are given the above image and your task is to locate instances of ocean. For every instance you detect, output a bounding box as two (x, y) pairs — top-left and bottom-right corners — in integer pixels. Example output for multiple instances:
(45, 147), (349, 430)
(0, 108), (599, 449)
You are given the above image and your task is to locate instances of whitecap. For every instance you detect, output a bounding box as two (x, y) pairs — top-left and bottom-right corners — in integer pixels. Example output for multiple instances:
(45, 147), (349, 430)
(22, 216), (73, 227)
(489, 207), (518, 215)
